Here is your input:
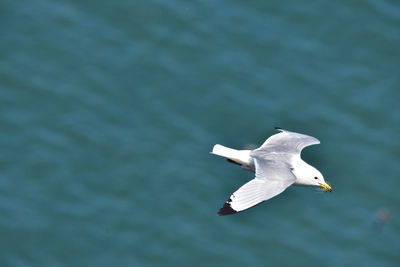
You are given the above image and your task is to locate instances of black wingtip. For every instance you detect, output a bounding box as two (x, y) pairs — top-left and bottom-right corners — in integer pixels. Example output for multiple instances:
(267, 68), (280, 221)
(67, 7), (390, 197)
(274, 126), (282, 130)
(217, 201), (238, 216)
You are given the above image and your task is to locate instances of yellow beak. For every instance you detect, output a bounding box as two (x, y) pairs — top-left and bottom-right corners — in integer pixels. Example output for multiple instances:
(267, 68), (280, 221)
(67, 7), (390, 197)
(319, 182), (333, 192)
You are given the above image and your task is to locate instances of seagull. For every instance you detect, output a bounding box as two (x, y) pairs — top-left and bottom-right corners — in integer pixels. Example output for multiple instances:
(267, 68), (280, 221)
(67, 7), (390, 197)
(212, 127), (332, 216)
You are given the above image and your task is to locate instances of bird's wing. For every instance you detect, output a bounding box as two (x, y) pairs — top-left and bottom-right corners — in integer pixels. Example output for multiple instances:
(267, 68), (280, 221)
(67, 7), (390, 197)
(251, 128), (320, 161)
(218, 159), (296, 215)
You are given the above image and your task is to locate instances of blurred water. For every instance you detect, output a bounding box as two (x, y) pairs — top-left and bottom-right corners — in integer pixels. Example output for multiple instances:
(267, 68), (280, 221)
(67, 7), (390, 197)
(1, 0), (399, 266)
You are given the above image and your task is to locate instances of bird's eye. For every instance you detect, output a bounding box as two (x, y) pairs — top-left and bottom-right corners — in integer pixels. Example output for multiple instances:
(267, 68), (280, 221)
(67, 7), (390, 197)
(314, 177), (318, 180)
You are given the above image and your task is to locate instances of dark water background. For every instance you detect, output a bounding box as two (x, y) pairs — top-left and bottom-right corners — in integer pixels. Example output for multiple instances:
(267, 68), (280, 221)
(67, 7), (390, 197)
(1, 0), (399, 266)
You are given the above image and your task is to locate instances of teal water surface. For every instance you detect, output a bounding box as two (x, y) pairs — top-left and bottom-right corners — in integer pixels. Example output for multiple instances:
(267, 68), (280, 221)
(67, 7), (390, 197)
(1, 0), (399, 266)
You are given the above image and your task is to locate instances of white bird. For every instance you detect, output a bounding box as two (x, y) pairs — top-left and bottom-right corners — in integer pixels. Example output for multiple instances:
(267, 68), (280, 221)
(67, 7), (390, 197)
(212, 127), (332, 215)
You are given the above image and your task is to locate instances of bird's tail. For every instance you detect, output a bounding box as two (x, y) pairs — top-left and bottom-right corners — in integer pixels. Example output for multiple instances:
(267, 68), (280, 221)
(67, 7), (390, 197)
(211, 144), (254, 171)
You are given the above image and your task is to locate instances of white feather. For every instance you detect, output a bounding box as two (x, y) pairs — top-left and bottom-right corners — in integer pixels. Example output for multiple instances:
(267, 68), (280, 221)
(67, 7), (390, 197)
(211, 144), (254, 170)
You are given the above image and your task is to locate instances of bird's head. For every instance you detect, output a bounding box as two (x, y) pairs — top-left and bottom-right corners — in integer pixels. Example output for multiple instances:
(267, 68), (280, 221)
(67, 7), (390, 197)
(310, 167), (332, 192)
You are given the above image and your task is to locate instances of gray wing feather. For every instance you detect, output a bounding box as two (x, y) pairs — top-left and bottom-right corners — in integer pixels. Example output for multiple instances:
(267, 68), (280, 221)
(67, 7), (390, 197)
(251, 129), (320, 160)
(218, 159), (296, 214)
(254, 158), (295, 182)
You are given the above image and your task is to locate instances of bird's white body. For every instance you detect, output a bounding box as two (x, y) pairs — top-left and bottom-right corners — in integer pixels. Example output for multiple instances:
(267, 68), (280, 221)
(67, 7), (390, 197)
(212, 128), (331, 215)
(211, 145), (321, 186)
